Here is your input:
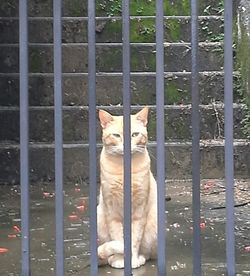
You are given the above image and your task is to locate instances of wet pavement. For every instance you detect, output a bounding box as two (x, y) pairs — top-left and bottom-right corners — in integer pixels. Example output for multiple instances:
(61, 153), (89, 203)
(0, 180), (249, 275)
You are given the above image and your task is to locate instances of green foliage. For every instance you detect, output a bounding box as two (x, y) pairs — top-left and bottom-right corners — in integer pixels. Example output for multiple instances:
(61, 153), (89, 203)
(166, 19), (181, 42)
(201, 0), (224, 42)
(235, 23), (250, 138)
(96, 0), (250, 138)
(97, 0), (191, 17)
(201, 20), (224, 42)
(241, 111), (250, 139)
(166, 82), (182, 104)
(203, 0), (224, 16)
(130, 19), (156, 42)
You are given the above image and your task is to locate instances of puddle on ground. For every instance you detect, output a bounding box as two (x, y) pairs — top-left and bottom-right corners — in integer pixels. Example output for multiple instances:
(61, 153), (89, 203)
(0, 180), (249, 275)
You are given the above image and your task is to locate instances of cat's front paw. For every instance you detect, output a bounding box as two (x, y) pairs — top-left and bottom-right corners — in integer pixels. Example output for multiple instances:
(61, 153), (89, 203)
(132, 255), (146, 268)
(108, 254), (124, 268)
(108, 254), (146, 269)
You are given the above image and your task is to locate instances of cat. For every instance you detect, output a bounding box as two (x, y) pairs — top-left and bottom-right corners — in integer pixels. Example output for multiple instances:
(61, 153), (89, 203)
(97, 106), (157, 269)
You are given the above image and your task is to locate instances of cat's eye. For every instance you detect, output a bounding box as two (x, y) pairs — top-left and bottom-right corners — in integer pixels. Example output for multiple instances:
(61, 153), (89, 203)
(112, 133), (121, 138)
(132, 132), (140, 137)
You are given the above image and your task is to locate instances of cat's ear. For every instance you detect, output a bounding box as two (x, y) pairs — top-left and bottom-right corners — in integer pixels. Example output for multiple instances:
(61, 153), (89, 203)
(136, 106), (149, 126)
(99, 110), (114, 128)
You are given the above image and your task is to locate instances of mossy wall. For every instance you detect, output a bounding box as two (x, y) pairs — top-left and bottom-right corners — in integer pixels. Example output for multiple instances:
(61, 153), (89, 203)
(236, 3), (250, 138)
(97, 0), (190, 17)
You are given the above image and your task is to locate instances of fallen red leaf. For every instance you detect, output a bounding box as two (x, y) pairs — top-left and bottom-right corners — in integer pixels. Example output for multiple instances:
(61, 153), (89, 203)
(204, 180), (215, 190)
(200, 222), (206, 229)
(76, 205), (85, 212)
(13, 225), (21, 233)
(8, 234), (17, 238)
(244, 245), (250, 252)
(68, 214), (79, 220)
(43, 192), (50, 197)
(43, 192), (55, 198)
(0, 247), (9, 253)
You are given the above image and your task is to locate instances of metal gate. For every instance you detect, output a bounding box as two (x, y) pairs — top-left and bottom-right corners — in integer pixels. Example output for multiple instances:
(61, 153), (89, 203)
(19, 0), (235, 275)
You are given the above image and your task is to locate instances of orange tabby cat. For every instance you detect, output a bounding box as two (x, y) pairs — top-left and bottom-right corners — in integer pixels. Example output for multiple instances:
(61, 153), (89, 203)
(97, 106), (157, 269)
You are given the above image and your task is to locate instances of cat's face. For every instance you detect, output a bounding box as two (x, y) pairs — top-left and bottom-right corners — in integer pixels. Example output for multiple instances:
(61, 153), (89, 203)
(99, 107), (149, 155)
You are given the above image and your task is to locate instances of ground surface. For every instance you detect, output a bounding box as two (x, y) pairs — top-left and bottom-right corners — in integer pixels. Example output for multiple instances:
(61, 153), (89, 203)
(0, 180), (249, 275)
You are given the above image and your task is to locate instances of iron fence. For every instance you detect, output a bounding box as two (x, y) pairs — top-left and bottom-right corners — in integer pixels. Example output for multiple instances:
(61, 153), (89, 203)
(19, 0), (235, 275)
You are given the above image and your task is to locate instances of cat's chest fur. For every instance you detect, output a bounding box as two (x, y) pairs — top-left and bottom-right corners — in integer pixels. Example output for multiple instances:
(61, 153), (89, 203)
(100, 149), (151, 211)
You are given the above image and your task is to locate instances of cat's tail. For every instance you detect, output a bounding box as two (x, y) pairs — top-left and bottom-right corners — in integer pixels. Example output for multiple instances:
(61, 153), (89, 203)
(98, 240), (124, 265)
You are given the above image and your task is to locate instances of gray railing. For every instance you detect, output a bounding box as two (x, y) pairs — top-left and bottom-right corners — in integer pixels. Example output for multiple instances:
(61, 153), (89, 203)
(224, 0), (235, 274)
(191, 0), (201, 274)
(53, 0), (64, 274)
(19, 0), (29, 275)
(18, 0), (235, 275)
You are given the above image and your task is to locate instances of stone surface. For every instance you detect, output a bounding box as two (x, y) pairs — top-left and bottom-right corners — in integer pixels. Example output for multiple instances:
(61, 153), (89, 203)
(0, 105), (246, 142)
(0, 0), (226, 17)
(0, 0), (249, 184)
(0, 17), (224, 44)
(0, 180), (248, 274)
(0, 44), (224, 73)
(1, 73), (242, 106)
(0, 141), (250, 184)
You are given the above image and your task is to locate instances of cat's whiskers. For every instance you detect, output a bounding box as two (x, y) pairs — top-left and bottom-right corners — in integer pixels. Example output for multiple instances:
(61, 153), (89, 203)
(147, 147), (156, 161)
(132, 144), (146, 154)
(105, 144), (146, 155)
(105, 145), (123, 155)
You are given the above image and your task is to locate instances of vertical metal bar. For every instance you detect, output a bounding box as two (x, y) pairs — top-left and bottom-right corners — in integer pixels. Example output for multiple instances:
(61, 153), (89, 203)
(191, 0), (201, 275)
(19, 0), (30, 275)
(88, 0), (98, 275)
(224, 0), (235, 275)
(122, 0), (132, 274)
(53, 0), (64, 275)
(155, 0), (166, 275)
